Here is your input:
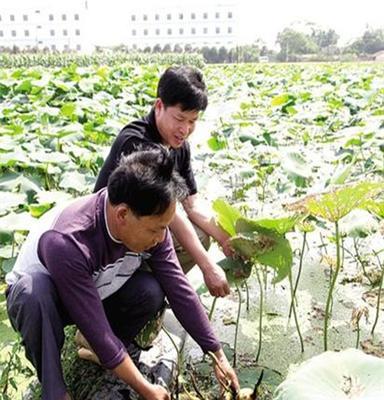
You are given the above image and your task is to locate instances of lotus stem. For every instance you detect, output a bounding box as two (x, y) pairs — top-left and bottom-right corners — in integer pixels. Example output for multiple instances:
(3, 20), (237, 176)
(208, 297), (217, 321)
(244, 280), (250, 312)
(324, 221), (341, 351)
(288, 271), (304, 353)
(371, 251), (384, 336)
(289, 231), (306, 319)
(162, 326), (182, 399)
(319, 231), (328, 255)
(256, 268), (264, 363)
(355, 320), (360, 349)
(354, 238), (374, 285)
(233, 284), (242, 368)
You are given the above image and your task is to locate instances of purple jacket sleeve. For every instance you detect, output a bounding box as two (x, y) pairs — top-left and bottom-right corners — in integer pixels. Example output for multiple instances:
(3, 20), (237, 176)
(38, 231), (126, 369)
(148, 229), (221, 353)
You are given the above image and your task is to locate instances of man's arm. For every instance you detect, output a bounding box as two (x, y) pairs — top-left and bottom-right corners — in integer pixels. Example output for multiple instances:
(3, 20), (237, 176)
(149, 233), (239, 393)
(170, 209), (230, 297)
(182, 194), (233, 257)
(113, 355), (170, 400)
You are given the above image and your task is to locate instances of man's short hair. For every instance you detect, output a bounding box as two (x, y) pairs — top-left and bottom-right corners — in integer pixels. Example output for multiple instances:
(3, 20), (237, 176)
(107, 146), (188, 217)
(157, 66), (208, 112)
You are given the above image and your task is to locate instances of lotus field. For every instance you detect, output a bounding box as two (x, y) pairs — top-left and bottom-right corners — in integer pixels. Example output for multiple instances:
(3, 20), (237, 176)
(1, 60), (384, 399)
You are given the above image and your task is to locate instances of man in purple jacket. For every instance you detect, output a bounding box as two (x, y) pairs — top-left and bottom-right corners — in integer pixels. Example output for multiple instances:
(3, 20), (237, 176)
(6, 148), (239, 400)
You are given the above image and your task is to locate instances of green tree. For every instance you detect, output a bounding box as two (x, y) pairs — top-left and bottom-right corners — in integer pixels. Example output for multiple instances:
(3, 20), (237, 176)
(311, 29), (339, 49)
(347, 28), (384, 54)
(276, 28), (318, 61)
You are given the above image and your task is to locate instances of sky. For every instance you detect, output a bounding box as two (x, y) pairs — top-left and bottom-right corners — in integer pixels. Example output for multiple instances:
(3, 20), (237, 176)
(5, 0), (384, 48)
(87, 0), (383, 48)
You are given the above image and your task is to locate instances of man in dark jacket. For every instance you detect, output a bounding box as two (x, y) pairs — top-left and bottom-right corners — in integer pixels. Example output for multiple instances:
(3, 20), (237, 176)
(94, 66), (232, 298)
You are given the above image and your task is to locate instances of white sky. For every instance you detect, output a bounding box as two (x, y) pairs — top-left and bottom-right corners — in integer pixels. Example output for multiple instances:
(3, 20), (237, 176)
(5, 0), (384, 48)
(88, 0), (383, 47)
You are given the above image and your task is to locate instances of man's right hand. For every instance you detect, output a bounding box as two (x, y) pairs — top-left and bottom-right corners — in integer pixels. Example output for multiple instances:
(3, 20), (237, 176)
(141, 383), (170, 400)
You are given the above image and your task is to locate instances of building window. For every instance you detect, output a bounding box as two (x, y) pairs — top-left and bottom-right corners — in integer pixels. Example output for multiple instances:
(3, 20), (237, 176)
(155, 14), (159, 20)
(64, 44), (69, 51)
(216, 27), (220, 34)
(215, 12), (220, 18)
(179, 28), (184, 34)
(63, 29), (68, 36)
(62, 14), (67, 21)
(228, 12), (233, 18)
(143, 14), (148, 21)
(0, 31), (3, 37)
(75, 29), (80, 36)
(50, 29), (55, 36)
(191, 13), (196, 19)
(0, 15), (2, 21)
(144, 29), (148, 36)
(11, 30), (16, 37)
(156, 29), (160, 35)
(203, 27), (208, 34)
(203, 12), (208, 19)
(25, 30), (29, 36)
(228, 27), (232, 34)
(132, 29), (136, 36)
(167, 14), (171, 20)
(51, 45), (56, 51)
(191, 28), (196, 34)
(49, 14), (54, 21)
(74, 14), (79, 20)
(10, 15), (15, 21)
(131, 15), (136, 21)
(167, 28), (172, 35)
(179, 13), (183, 20)
(76, 44), (81, 51)
(23, 15), (28, 21)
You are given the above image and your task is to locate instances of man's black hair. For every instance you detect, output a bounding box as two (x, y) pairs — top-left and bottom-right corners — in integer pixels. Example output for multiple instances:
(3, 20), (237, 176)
(107, 146), (188, 217)
(157, 66), (208, 112)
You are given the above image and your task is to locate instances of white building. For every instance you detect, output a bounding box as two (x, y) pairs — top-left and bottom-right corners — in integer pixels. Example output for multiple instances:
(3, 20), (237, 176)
(124, 2), (239, 49)
(0, 0), (91, 52)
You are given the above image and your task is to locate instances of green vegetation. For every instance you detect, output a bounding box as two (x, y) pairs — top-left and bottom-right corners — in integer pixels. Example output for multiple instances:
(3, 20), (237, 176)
(1, 61), (384, 398)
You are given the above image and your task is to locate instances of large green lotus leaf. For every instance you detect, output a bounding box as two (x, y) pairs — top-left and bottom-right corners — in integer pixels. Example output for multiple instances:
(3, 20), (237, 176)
(0, 212), (37, 232)
(364, 200), (384, 218)
(281, 151), (311, 179)
(29, 150), (71, 164)
(274, 349), (384, 400)
(36, 190), (73, 205)
(0, 173), (41, 193)
(0, 192), (27, 214)
(339, 209), (378, 238)
(59, 171), (90, 193)
(231, 231), (292, 283)
(212, 199), (242, 237)
(218, 257), (252, 285)
(306, 182), (384, 223)
(236, 216), (300, 235)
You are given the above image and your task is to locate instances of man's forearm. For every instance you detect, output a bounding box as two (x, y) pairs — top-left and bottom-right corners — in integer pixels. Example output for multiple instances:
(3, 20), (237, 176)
(113, 355), (152, 397)
(169, 210), (212, 272)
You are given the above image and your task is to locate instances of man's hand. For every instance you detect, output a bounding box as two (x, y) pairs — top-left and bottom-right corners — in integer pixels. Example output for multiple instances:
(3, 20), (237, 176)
(141, 383), (170, 400)
(203, 263), (230, 297)
(210, 349), (240, 396)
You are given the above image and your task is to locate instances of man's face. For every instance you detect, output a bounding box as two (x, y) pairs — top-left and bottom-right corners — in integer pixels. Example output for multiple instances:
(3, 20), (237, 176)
(155, 99), (200, 148)
(117, 201), (176, 253)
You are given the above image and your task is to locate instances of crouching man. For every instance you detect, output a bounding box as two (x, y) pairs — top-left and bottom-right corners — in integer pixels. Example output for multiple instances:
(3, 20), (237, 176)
(6, 148), (239, 400)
